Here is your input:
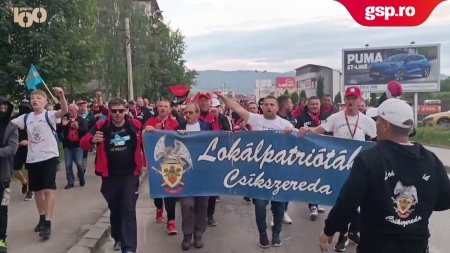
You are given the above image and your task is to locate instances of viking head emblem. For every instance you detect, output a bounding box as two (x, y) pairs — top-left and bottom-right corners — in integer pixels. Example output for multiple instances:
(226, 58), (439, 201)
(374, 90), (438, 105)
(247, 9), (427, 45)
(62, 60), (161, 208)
(391, 181), (418, 219)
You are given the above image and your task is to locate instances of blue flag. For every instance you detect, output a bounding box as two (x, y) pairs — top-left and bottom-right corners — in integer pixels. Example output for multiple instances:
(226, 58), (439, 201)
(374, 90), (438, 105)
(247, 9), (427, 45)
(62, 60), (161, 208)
(25, 64), (44, 91)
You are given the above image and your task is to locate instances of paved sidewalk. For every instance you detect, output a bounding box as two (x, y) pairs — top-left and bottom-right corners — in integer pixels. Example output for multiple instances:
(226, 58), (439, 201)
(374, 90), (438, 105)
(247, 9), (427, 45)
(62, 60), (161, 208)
(425, 145), (450, 171)
(7, 156), (107, 253)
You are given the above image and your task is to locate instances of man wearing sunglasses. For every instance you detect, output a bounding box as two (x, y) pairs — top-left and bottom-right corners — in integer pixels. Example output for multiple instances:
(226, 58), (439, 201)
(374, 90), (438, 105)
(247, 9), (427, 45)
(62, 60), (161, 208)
(193, 92), (231, 227)
(81, 98), (144, 253)
(144, 99), (180, 236)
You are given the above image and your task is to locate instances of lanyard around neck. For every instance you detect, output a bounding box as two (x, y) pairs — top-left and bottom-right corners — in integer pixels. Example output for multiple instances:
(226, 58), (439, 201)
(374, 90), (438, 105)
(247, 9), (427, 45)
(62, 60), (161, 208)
(345, 111), (359, 139)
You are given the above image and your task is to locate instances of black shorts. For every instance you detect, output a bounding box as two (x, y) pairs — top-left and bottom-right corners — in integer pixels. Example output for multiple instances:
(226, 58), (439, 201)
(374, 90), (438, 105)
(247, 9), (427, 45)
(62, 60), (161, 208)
(26, 157), (59, 192)
(13, 147), (28, 171)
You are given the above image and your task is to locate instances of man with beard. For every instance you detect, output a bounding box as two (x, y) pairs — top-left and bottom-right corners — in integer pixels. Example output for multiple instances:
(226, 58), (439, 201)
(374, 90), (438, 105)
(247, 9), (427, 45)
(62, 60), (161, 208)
(80, 98), (144, 253)
(144, 99), (179, 235)
(295, 96), (327, 221)
(216, 91), (295, 248)
(193, 92), (231, 227)
(0, 97), (18, 253)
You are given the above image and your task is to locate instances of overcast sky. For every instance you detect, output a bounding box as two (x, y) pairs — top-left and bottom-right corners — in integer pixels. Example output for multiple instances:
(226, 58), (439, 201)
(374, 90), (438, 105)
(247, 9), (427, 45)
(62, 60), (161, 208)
(158, 0), (450, 74)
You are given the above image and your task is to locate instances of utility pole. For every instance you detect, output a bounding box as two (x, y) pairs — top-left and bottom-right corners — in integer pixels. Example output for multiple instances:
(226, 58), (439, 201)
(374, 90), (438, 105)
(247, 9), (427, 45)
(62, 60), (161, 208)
(125, 18), (134, 101)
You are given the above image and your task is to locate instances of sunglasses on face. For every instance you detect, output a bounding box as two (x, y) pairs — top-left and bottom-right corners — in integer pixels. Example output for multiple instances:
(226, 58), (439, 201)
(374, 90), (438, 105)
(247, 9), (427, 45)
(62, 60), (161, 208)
(111, 109), (125, 114)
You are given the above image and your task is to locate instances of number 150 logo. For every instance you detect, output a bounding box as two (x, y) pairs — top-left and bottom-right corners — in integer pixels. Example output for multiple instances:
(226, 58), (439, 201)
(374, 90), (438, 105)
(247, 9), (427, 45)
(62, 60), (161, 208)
(13, 7), (47, 28)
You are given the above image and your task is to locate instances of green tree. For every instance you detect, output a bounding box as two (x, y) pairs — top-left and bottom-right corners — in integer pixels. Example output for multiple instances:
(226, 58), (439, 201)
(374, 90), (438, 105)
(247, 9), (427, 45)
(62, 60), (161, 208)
(96, 1), (196, 100)
(291, 91), (299, 105)
(316, 76), (324, 99)
(299, 90), (307, 99)
(0, 0), (101, 101)
(369, 93), (378, 106)
(334, 92), (342, 104)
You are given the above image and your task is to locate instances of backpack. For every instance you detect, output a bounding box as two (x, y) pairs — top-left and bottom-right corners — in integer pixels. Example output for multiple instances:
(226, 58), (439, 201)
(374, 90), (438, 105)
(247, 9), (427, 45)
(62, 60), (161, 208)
(23, 111), (59, 142)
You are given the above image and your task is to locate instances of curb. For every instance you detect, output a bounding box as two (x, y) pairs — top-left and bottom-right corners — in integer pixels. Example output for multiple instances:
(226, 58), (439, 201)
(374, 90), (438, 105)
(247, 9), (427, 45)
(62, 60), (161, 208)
(67, 171), (148, 253)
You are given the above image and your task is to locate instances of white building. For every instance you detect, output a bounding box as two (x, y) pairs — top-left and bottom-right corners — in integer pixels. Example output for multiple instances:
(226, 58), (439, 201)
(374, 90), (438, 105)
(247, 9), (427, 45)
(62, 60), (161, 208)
(255, 79), (276, 101)
(295, 64), (342, 99)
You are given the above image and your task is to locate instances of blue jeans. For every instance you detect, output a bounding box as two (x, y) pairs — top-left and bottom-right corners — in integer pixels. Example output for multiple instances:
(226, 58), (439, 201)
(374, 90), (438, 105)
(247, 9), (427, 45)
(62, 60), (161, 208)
(64, 147), (85, 185)
(254, 199), (285, 236)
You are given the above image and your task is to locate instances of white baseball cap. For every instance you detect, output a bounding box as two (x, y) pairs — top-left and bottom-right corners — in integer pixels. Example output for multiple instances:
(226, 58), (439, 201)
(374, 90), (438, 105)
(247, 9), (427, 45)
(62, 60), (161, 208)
(377, 98), (414, 128)
(366, 107), (378, 118)
(211, 98), (221, 107)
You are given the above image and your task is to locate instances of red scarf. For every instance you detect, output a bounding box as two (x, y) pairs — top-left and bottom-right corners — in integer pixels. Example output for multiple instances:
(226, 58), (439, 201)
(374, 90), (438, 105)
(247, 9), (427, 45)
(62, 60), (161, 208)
(308, 112), (321, 127)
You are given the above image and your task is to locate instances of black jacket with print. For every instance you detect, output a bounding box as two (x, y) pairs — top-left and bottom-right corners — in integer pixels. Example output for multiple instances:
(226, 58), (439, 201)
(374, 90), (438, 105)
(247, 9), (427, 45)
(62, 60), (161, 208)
(324, 140), (450, 253)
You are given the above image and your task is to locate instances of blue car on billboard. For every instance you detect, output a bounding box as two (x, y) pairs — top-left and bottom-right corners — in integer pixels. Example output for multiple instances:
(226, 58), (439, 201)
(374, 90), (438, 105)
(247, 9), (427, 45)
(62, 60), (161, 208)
(370, 53), (431, 81)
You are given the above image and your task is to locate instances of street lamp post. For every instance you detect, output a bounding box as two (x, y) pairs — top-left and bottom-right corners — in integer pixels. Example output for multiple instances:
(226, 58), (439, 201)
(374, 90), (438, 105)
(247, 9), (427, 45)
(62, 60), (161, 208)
(125, 18), (134, 101)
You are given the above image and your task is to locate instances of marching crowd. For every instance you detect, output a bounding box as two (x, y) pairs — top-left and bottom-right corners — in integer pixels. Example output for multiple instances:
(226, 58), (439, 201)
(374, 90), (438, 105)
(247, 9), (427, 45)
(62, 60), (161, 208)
(0, 80), (448, 253)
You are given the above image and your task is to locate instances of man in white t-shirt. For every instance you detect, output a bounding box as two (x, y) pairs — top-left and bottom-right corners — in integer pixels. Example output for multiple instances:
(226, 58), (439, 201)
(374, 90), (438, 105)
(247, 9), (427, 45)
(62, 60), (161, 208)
(298, 86), (376, 252)
(215, 91), (295, 249)
(11, 88), (68, 240)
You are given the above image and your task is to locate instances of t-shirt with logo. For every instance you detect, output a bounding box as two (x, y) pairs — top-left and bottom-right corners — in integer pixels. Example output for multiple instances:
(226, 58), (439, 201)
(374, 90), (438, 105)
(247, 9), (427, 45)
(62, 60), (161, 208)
(106, 123), (137, 177)
(247, 113), (294, 131)
(321, 111), (376, 141)
(11, 110), (59, 163)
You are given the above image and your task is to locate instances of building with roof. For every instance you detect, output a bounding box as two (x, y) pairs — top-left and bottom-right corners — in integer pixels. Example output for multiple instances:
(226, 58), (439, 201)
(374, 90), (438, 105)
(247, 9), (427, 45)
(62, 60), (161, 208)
(295, 64), (342, 99)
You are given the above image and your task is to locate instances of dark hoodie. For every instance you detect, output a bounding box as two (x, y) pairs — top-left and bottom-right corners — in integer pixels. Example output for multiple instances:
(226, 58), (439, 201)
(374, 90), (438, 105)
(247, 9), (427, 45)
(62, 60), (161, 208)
(324, 140), (450, 253)
(0, 97), (18, 182)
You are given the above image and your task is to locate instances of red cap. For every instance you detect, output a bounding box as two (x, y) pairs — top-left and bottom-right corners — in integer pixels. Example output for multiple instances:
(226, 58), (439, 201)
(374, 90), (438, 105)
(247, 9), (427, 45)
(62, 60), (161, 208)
(345, 87), (362, 98)
(193, 92), (212, 102)
(76, 100), (87, 105)
(386, 81), (403, 98)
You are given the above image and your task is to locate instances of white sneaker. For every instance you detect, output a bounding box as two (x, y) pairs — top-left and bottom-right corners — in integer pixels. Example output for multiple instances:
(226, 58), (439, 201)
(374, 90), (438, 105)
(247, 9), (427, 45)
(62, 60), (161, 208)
(310, 206), (318, 221)
(283, 212), (293, 224)
(318, 206), (325, 213)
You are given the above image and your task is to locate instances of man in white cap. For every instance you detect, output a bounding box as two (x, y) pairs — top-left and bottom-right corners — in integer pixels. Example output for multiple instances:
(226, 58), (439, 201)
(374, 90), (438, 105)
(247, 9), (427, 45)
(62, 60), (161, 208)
(319, 99), (450, 253)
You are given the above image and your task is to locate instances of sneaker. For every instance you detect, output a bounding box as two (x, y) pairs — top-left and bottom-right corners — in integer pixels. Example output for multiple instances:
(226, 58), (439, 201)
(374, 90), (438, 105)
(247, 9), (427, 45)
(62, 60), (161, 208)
(318, 206), (325, 213)
(167, 220), (178, 235)
(24, 191), (34, 201)
(271, 235), (282, 247)
(34, 219), (45, 232)
(334, 233), (349, 252)
(283, 212), (293, 224)
(64, 184), (74, 190)
(348, 232), (360, 245)
(113, 240), (121, 251)
(207, 216), (218, 227)
(39, 222), (51, 240)
(0, 239), (7, 253)
(310, 206), (319, 221)
(243, 197), (251, 202)
(259, 233), (270, 248)
(155, 208), (164, 223)
(22, 183), (28, 194)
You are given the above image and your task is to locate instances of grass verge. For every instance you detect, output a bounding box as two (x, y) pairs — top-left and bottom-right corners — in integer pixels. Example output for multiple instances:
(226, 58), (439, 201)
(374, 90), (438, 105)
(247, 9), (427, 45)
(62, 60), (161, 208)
(412, 127), (450, 148)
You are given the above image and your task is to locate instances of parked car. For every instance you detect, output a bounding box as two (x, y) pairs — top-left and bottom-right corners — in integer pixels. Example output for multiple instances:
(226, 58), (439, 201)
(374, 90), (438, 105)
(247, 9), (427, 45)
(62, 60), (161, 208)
(422, 110), (450, 128)
(370, 53), (431, 81)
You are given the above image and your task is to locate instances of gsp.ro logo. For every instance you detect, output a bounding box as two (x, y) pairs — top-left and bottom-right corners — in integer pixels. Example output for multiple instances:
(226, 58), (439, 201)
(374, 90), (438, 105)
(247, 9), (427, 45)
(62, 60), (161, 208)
(13, 7), (47, 28)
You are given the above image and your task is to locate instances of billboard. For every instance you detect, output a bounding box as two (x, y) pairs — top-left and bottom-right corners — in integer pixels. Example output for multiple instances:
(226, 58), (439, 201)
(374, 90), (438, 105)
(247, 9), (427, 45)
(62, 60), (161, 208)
(276, 77), (296, 88)
(342, 44), (440, 93)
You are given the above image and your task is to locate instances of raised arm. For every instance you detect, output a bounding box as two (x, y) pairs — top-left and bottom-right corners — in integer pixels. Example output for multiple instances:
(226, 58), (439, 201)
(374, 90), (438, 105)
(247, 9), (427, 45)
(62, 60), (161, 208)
(214, 91), (249, 122)
(52, 87), (68, 118)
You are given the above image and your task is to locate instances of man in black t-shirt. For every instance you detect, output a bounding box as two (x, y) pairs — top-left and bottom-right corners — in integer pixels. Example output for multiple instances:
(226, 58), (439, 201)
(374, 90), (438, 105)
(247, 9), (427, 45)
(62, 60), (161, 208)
(80, 98), (144, 253)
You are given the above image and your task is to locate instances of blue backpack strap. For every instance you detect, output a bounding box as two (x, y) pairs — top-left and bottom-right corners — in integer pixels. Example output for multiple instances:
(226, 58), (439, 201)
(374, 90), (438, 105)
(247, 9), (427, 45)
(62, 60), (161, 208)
(23, 113), (30, 130)
(45, 111), (59, 142)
